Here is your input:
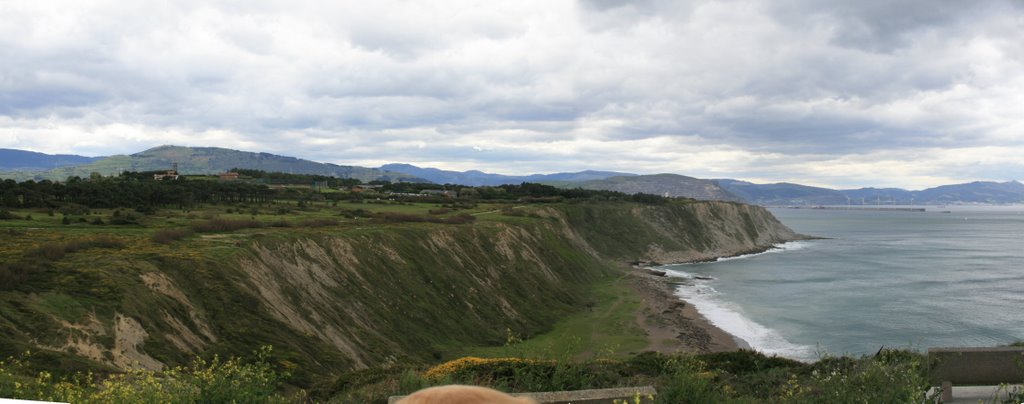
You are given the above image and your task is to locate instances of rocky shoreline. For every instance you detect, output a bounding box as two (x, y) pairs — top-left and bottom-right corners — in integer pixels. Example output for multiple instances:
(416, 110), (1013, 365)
(628, 268), (749, 354)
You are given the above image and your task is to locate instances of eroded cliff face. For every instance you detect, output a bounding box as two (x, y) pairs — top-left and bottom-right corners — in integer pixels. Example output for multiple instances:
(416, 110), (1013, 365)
(229, 222), (608, 371)
(555, 201), (801, 264)
(14, 201), (801, 376)
(633, 201), (801, 263)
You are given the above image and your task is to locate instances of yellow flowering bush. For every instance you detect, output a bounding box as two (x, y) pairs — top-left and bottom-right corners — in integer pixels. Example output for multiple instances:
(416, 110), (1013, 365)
(423, 357), (548, 380)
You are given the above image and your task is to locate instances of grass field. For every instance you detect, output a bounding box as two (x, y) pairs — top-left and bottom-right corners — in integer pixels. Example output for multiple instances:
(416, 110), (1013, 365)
(462, 275), (647, 360)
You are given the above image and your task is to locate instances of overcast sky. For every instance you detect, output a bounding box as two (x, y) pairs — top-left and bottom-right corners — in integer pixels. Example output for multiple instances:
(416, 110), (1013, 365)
(2, 0), (1023, 188)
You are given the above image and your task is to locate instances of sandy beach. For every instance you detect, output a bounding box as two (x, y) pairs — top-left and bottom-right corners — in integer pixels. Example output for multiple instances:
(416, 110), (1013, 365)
(628, 269), (748, 354)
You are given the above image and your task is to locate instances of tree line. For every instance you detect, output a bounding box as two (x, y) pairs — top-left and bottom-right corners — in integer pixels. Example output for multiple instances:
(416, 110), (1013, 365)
(0, 171), (675, 211)
(0, 175), (274, 210)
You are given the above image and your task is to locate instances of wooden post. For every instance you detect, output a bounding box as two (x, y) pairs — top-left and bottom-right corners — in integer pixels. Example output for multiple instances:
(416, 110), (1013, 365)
(941, 381), (952, 402)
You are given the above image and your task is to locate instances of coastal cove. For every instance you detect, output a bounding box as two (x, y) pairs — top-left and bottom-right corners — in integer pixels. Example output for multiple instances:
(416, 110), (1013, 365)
(659, 205), (1024, 361)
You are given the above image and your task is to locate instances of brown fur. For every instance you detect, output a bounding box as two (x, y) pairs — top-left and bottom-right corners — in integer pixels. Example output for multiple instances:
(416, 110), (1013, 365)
(396, 385), (538, 404)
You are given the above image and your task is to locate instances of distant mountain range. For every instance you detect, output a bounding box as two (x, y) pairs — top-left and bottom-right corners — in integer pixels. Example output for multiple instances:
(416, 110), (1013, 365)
(0, 149), (102, 170)
(379, 163), (633, 186)
(379, 164), (1024, 204)
(0, 146), (420, 183)
(2, 146), (1022, 204)
(714, 179), (1024, 205)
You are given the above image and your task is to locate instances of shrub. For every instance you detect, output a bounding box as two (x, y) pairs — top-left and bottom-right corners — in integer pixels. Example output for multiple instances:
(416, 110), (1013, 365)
(62, 237), (124, 253)
(377, 212), (476, 225)
(190, 219), (263, 233)
(0, 210), (17, 220)
(297, 218), (339, 228)
(310, 367), (398, 401)
(24, 237), (125, 262)
(108, 213), (138, 225)
(421, 357), (626, 393)
(699, 350), (805, 375)
(0, 262), (35, 290)
(57, 204), (90, 216)
(152, 228), (195, 244)
(798, 353), (929, 403)
(443, 214), (476, 224)
(28, 243), (69, 261)
(424, 357), (553, 382)
(338, 208), (371, 219)
(0, 346), (291, 403)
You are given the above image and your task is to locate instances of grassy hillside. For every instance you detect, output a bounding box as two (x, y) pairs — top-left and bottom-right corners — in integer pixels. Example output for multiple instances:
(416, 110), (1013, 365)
(0, 146), (418, 182)
(0, 196), (797, 378)
(0, 204), (611, 380)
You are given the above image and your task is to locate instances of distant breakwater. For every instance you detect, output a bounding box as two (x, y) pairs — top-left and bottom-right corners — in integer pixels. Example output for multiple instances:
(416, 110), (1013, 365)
(788, 206), (926, 212)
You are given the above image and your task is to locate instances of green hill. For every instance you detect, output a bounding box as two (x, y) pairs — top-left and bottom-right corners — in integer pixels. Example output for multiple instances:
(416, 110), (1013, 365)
(0, 145), (419, 183)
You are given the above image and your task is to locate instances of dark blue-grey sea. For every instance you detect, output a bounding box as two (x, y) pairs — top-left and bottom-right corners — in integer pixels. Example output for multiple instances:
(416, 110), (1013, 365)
(660, 205), (1024, 360)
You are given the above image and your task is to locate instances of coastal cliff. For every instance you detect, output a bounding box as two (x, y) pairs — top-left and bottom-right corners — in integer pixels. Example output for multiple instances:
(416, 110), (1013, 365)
(557, 201), (801, 263)
(0, 200), (799, 381)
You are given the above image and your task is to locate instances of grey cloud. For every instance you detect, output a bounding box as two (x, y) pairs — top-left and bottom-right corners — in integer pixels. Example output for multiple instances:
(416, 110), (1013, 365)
(580, 0), (655, 12)
(1, 0), (1022, 187)
(766, 0), (1007, 52)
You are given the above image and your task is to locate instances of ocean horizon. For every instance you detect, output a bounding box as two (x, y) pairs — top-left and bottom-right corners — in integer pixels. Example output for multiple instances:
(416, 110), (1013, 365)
(660, 205), (1024, 361)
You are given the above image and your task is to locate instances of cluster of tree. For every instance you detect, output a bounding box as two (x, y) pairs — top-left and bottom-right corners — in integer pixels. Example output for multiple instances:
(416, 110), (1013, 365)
(460, 182), (672, 204)
(374, 181), (448, 194)
(228, 169), (363, 187)
(355, 181), (671, 204)
(0, 176), (274, 210)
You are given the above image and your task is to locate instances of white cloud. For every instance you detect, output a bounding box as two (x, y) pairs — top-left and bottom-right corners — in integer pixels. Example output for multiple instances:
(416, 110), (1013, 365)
(1, 0), (1022, 188)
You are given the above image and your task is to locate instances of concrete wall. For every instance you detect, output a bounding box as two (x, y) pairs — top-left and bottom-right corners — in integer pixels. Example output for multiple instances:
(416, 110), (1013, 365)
(929, 347), (1024, 385)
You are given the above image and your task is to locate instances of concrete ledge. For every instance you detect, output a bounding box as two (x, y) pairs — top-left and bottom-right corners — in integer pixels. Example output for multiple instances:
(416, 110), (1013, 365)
(928, 347), (1024, 385)
(388, 386), (657, 404)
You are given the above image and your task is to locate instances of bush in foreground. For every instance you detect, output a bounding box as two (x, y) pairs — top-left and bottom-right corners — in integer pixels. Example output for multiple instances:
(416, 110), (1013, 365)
(322, 350), (937, 403)
(0, 346), (293, 403)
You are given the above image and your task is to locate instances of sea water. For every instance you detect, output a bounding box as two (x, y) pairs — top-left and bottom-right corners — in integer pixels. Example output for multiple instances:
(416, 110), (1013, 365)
(659, 205), (1024, 361)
